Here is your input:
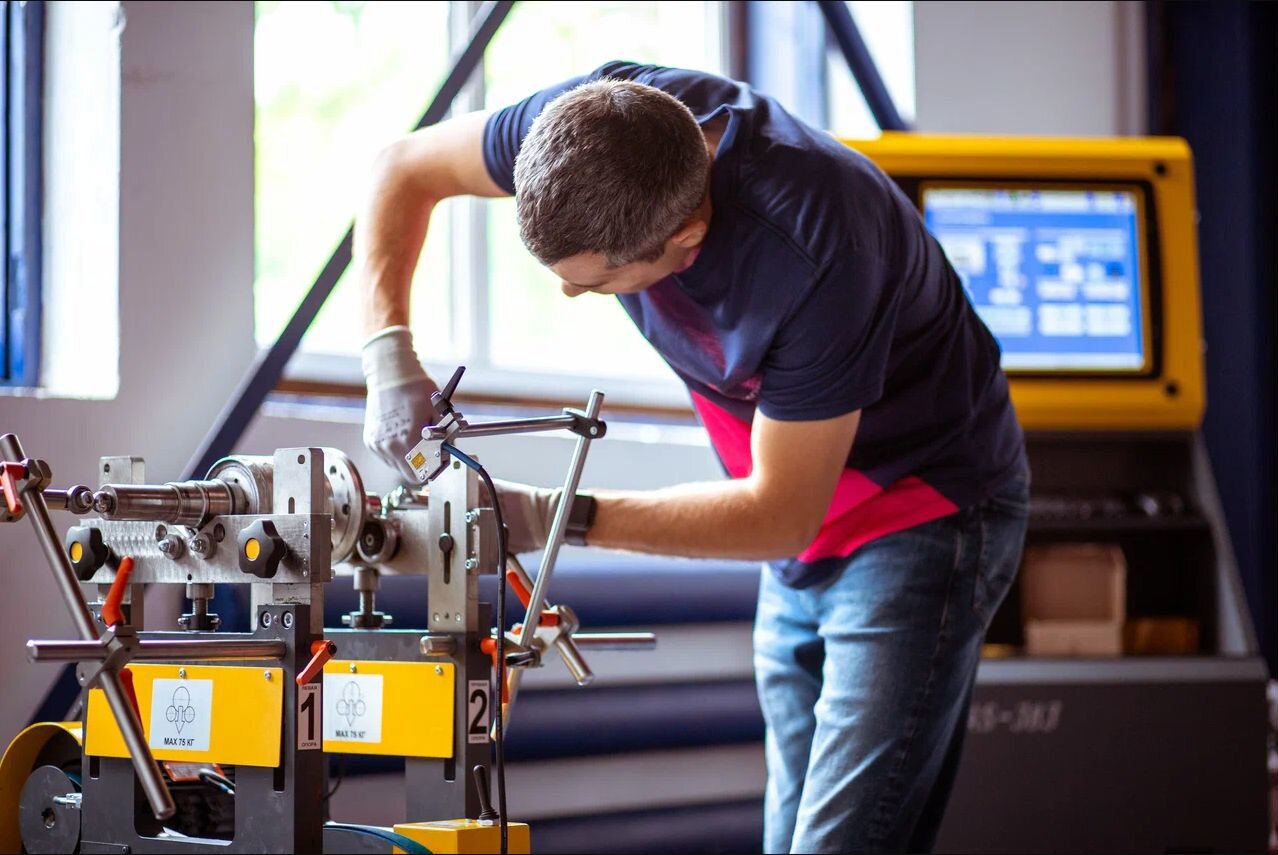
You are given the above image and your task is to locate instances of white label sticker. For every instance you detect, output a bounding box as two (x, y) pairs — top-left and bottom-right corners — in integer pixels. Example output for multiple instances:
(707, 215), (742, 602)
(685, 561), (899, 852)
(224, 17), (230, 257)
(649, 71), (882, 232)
(297, 683), (321, 750)
(467, 679), (490, 744)
(149, 678), (213, 752)
(323, 673), (383, 743)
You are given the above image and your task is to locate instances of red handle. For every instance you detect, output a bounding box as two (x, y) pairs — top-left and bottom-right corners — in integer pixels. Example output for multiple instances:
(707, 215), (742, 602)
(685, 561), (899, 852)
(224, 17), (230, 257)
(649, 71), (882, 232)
(505, 568), (532, 608)
(479, 638), (510, 703)
(118, 666), (141, 718)
(0, 461), (25, 516)
(101, 556), (135, 627)
(295, 639), (337, 686)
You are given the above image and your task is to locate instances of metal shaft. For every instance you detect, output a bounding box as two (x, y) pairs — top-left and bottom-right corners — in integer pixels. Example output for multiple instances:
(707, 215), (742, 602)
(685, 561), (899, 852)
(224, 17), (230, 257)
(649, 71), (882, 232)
(42, 486), (93, 514)
(28, 637), (288, 663)
(1, 434), (176, 821)
(93, 480), (239, 527)
(426, 413), (579, 441)
(552, 635), (594, 686)
(516, 390), (604, 652)
(571, 632), (658, 650)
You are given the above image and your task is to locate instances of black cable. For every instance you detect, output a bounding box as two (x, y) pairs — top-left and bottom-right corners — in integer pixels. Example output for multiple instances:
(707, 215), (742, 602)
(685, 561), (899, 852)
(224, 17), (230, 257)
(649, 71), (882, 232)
(442, 442), (508, 855)
(197, 768), (235, 797)
(323, 753), (346, 804)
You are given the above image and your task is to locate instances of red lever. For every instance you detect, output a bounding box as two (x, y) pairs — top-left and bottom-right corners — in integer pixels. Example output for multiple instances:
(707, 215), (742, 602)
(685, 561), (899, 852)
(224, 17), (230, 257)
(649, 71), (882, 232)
(479, 638), (510, 703)
(101, 556), (135, 627)
(505, 568), (532, 608)
(1, 461), (25, 516)
(296, 639), (337, 686)
(118, 666), (141, 718)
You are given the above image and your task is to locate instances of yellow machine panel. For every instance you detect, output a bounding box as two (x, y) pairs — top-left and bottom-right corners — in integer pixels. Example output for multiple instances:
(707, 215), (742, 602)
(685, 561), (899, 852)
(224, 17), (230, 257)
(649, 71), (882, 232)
(846, 133), (1205, 431)
(86, 664), (283, 767)
(393, 819), (531, 854)
(322, 660), (455, 758)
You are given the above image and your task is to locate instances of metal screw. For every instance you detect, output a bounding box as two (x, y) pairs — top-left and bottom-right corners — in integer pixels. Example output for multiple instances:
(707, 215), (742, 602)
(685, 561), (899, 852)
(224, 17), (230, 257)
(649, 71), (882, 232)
(455, 613), (462, 623)
(465, 558), (478, 571)
(590, 426), (598, 435)
(348, 663), (357, 673)
(281, 611), (294, 629)
(432, 612), (440, 622)
(434, 665), (443, 676)
(158, 535), (185, 560)
(465, 511), (477, 524)
(189, 534), (213, 558)
(260, 611), (273, 629)
(264, 670), (273, 681)
(178, 668), (187, 679)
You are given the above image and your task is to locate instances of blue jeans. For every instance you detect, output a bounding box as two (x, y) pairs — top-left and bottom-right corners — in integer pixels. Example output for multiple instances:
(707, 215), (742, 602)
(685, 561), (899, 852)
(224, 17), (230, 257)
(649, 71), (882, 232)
(754, 473), (1030, 853)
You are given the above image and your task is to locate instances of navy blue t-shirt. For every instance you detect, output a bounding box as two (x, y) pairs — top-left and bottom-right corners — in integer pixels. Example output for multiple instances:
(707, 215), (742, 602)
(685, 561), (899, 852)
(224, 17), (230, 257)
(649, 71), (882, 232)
(483, 62), (1026, 587)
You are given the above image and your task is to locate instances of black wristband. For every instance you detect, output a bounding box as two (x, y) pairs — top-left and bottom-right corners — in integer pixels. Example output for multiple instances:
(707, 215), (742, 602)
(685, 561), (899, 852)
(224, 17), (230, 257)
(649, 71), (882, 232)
(565, 492), (597, 547)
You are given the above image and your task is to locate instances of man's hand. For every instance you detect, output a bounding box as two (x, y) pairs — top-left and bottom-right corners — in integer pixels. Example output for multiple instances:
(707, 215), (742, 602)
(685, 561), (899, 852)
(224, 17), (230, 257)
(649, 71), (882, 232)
(362, 326), (440, 482)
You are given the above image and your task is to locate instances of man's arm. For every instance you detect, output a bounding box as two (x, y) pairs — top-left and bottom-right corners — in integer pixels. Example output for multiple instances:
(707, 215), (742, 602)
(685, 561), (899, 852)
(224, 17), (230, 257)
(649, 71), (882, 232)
(357, 110), (508, 336)
(358, 111), (508, 480)
(586, 409), (860, 560)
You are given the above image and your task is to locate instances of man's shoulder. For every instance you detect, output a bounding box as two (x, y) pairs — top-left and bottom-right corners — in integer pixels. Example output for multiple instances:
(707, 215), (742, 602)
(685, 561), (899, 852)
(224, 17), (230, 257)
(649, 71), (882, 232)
(734, 127), (907, 269)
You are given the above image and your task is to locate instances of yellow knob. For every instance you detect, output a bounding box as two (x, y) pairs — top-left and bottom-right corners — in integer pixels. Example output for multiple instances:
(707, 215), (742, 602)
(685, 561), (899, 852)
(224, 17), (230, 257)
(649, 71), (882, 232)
(69, 541), (84, 563)
(245, 537), (261, 561)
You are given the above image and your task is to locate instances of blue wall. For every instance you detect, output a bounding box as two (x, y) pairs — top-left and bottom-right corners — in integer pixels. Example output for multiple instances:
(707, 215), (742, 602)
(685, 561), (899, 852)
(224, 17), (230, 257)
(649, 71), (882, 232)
(1152, 0), (1277, 672)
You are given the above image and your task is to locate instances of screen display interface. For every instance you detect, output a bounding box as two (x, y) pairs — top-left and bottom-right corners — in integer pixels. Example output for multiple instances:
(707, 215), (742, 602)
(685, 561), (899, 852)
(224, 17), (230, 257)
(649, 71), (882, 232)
(922, 186), (1147, 371)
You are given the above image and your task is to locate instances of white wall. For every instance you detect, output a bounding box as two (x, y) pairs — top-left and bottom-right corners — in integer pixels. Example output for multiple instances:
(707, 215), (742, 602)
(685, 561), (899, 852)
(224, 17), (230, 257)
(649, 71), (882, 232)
(914, 0), (1146, 136)
(0, 1), (255, 737)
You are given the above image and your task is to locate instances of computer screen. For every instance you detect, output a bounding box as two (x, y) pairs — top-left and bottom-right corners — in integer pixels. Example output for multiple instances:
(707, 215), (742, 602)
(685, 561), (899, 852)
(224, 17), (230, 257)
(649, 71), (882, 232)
(922, 185), (1149, 372)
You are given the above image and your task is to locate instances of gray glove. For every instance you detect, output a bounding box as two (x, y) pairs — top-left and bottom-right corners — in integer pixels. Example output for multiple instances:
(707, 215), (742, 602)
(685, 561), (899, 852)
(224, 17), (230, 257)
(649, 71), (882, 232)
(362, 326), (440, 483)
(486, 479), (563, 555)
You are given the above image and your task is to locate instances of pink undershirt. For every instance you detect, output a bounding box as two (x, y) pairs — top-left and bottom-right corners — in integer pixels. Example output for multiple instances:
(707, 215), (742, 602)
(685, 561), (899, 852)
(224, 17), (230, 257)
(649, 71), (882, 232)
(691, 392), (959, 563)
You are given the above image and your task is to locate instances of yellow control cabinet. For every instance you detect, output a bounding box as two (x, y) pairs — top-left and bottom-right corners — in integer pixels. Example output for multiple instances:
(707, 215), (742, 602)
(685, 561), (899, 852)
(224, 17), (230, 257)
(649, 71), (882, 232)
(847, 133), (1205, 432)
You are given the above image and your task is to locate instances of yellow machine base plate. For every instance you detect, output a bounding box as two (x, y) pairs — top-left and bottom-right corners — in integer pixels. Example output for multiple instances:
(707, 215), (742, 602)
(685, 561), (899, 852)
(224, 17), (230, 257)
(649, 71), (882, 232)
(393, 819), (531, 854)
(86, 663), (283, 767)
(322, 660), (455, 758)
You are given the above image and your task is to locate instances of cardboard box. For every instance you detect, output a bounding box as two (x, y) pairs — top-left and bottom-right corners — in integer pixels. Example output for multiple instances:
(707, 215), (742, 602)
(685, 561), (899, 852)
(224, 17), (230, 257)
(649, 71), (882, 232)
(1021, 543), (1126, 656)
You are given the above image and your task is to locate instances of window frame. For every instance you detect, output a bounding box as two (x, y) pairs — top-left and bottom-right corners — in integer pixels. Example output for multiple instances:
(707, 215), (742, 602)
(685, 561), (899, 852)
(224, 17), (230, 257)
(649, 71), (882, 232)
(1, 0), (43, 388)
(275, 0), (730, 411)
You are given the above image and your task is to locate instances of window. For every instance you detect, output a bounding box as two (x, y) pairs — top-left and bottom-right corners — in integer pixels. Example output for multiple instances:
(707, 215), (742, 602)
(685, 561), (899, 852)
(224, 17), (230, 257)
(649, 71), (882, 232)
(1, 0), (44, 387)
(254, 0), (454, 360)
(825, 1), (916, 138)
(255, 1), (726, 406)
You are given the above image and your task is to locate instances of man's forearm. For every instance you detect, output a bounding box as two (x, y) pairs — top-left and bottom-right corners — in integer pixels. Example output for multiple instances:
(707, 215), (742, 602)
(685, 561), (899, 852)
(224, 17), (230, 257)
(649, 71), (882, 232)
(357, 146), (438, 336)
(586, 479), (820, 561)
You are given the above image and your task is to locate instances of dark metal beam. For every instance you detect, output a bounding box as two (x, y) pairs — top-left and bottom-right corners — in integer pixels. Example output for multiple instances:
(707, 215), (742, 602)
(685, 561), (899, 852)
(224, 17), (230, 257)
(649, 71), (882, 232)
(816, 0), (910, 132)
(182, 0), (515, 480)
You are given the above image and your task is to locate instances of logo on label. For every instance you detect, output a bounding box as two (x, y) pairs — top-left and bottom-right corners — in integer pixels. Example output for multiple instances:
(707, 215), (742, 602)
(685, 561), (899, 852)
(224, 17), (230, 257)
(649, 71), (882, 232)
(336, 681), (367, 728)
(165, 686), (197, 734)
(148, 678), (213, 752)
(323, 672), (383, 744)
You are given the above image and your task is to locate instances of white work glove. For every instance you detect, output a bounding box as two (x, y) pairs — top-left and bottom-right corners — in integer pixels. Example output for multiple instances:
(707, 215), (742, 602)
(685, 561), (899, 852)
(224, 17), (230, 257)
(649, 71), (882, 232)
(362, 326), (440, 483)
(483, 479), (563, 555)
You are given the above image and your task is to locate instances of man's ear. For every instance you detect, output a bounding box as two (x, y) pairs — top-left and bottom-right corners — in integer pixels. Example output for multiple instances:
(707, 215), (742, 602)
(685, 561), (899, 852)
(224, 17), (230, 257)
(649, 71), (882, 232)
(670, 214), (709, 248)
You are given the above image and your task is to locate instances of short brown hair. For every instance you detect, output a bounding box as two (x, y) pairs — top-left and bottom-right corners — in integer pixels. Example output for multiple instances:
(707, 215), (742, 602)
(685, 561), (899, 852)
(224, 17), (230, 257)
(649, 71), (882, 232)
(513, 78), (710, 267)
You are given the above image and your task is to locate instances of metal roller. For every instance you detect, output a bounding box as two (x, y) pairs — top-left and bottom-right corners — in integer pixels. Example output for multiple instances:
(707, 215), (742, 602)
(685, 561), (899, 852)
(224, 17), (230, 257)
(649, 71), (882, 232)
(321, 448), (367, 565)
(93, 449), (369, 563)
(92, 480), (242, 527)
(206, 455), (275, 514)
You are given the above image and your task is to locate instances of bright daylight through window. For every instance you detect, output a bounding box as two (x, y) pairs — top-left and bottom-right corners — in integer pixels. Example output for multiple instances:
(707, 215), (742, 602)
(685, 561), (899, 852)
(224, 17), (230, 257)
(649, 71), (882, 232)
(254, 1), (915, 404)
